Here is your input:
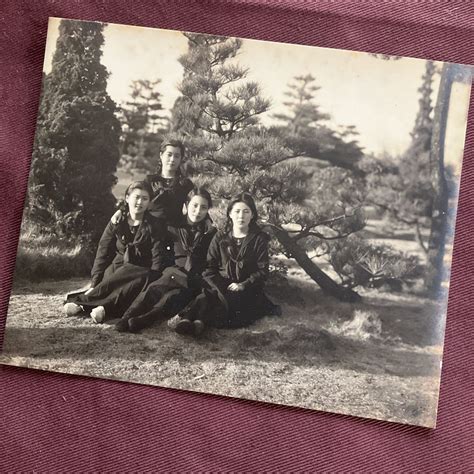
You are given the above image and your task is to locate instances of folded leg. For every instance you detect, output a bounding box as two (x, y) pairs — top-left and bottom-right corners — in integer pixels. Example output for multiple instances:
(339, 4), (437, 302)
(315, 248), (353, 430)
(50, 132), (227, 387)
(128, 288), (195, 332)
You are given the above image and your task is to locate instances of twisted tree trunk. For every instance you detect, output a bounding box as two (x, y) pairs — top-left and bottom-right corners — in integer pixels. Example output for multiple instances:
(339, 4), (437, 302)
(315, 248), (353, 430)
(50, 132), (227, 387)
(268, 225), (362, 303)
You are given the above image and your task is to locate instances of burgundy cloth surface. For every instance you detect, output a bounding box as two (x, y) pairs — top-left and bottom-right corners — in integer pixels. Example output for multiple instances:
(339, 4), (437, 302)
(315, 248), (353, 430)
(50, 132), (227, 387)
(1, 1), (474, 471)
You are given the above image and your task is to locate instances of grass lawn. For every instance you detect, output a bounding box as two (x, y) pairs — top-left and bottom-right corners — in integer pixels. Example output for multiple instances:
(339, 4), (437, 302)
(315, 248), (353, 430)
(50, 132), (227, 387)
(1, 266), (444, 428)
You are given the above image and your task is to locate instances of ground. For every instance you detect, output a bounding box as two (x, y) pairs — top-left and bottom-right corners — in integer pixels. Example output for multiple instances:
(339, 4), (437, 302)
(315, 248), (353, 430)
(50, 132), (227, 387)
(0, 258), (444, 428)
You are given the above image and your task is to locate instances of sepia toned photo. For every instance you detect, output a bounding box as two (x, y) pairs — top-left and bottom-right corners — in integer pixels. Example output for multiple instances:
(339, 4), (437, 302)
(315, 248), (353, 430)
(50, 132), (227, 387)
(0, 17), (471, 427)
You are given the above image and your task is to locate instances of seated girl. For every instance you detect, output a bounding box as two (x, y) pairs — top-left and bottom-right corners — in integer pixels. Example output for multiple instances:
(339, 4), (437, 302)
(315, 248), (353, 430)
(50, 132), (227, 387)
(114, 187), (217, 333)
(113, 139), (193, 227)
(169, 192), (279, 335)
(64, 181), (174, 323)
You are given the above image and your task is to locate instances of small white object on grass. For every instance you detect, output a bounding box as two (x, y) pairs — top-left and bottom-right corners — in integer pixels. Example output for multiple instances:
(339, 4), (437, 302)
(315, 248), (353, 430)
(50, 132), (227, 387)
(90, 306), (106, 324)
(63, 303), (83, 317)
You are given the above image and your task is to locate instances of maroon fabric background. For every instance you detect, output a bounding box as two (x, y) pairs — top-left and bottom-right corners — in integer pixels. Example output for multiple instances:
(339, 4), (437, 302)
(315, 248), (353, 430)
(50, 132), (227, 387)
(1, 1), (474, 470)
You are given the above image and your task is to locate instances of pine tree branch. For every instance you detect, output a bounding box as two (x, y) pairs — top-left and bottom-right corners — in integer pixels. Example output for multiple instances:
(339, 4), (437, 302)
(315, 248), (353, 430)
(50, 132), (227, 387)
(366, 198), (417, 226)
(293, 230), (355, 241)
(286, 211), (360, 235)
(267, 154), (305, 167)
(232, 109), (268, 128)
(315, 211), (361, 227)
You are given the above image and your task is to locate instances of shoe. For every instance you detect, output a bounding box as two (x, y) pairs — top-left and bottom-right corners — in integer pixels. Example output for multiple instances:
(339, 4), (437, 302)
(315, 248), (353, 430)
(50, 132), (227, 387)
(115, 318), (129, 332)
(167, 314), (184, 330)
(64, 302), (84, 317)
(129, 315), (153, 333)
(126, 317), (140, 333)
(175, 318), (194, 335)
(193, 319), (205, 336)
(90, 306), (106, 324)
(168, 315), (194, 335)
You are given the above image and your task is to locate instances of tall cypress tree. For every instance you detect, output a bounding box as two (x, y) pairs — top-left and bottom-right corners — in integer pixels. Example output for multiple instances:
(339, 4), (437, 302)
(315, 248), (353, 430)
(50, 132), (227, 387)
(424, 63), (471, 294)
(29, 19), (121, 238)
(364, 61), (436, 254)
(410, 61), (435, 152)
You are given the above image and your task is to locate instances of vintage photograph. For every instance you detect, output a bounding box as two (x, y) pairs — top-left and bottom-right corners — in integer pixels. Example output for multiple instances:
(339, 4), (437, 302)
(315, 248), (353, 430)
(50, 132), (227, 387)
(0, 17), (471, 427)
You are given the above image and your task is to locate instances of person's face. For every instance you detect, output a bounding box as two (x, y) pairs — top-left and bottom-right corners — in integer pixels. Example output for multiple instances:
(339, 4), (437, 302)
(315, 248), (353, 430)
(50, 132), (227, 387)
(160, 145), (182, 174)
(186, 195), (210, 224)
(229, 202), (253, 229)
(126, 188), (151, 216)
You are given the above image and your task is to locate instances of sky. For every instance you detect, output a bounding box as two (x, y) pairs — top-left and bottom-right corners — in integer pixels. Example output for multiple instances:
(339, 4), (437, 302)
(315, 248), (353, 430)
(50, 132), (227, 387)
(43, 18), (456, 158)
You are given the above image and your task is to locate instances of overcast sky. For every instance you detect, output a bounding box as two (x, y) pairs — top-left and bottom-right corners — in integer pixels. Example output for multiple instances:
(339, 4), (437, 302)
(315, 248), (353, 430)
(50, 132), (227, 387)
(44, 18), (442, 157)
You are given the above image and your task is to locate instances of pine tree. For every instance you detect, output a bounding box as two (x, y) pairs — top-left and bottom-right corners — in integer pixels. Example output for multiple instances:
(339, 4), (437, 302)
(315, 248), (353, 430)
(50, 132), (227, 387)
(118, 79), (165, 173)
(271, 75), (363, 169)
(29, 19), (121, 238)
(273, 74), (329, 135)
(171, 33), (362, 302)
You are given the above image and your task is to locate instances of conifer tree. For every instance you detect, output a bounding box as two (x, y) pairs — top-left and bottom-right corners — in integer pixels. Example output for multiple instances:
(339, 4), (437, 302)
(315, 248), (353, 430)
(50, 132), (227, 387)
(29, 19), (121, 238)
(118, 79), (165, 173)
(364, 61), (436, 254)
(171, 33), (362, 301)
(271, 74), (363, 169)
(273, 74), (329, 135)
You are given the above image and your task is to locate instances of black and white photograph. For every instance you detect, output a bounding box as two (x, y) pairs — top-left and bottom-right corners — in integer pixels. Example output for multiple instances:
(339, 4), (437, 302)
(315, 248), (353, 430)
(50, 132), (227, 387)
(0, 17), (471, 427)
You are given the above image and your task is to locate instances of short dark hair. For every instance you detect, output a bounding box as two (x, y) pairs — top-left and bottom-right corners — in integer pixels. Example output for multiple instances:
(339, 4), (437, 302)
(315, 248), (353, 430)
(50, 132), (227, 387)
(186, 187), (213, 209)
(225, 192), (259, 232)
(160, 139), (185, 158)
(125, 180), (153, 200)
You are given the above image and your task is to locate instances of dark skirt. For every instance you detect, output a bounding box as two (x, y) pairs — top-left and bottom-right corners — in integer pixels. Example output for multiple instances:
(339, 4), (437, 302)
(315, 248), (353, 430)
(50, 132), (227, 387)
(184, 275), (271, 329)
(215, 286), (269, 328)
(67, 263), (150, 319)
(121, 266), (201, 321)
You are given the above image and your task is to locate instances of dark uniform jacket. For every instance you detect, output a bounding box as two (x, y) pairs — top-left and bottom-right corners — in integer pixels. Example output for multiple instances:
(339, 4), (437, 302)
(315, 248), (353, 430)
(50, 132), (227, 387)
(201, 226), (271, 328)
(175, 225), (280, 329)
(204, 226), (270, 293)
(150, 217), (217, 291)
(145, 173), (193, 226)
(120, 217), (217, 320)
(90, 213), (174, 288)
(170, 217), (217, 275)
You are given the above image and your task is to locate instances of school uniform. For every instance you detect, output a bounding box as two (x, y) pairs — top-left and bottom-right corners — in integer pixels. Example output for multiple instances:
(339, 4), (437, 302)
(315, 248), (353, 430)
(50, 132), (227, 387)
(67, 212), (174, 319)
(145, 173), (194, 226)
(182, 226), (275, 329)
(117, 216), (217, 331)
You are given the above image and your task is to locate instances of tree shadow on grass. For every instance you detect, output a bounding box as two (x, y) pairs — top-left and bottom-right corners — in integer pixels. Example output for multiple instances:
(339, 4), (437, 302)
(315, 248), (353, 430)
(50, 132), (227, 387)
(355, 296), (445, 348)
(11, 278), (88, 297)
(1, 318), (441, 380)
(2, 274), (443, 382)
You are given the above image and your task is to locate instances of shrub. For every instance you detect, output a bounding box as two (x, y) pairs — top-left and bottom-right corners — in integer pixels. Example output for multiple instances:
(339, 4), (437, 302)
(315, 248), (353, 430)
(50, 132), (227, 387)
(14, 222), (93, 281)
(327, 235), (422, 290)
